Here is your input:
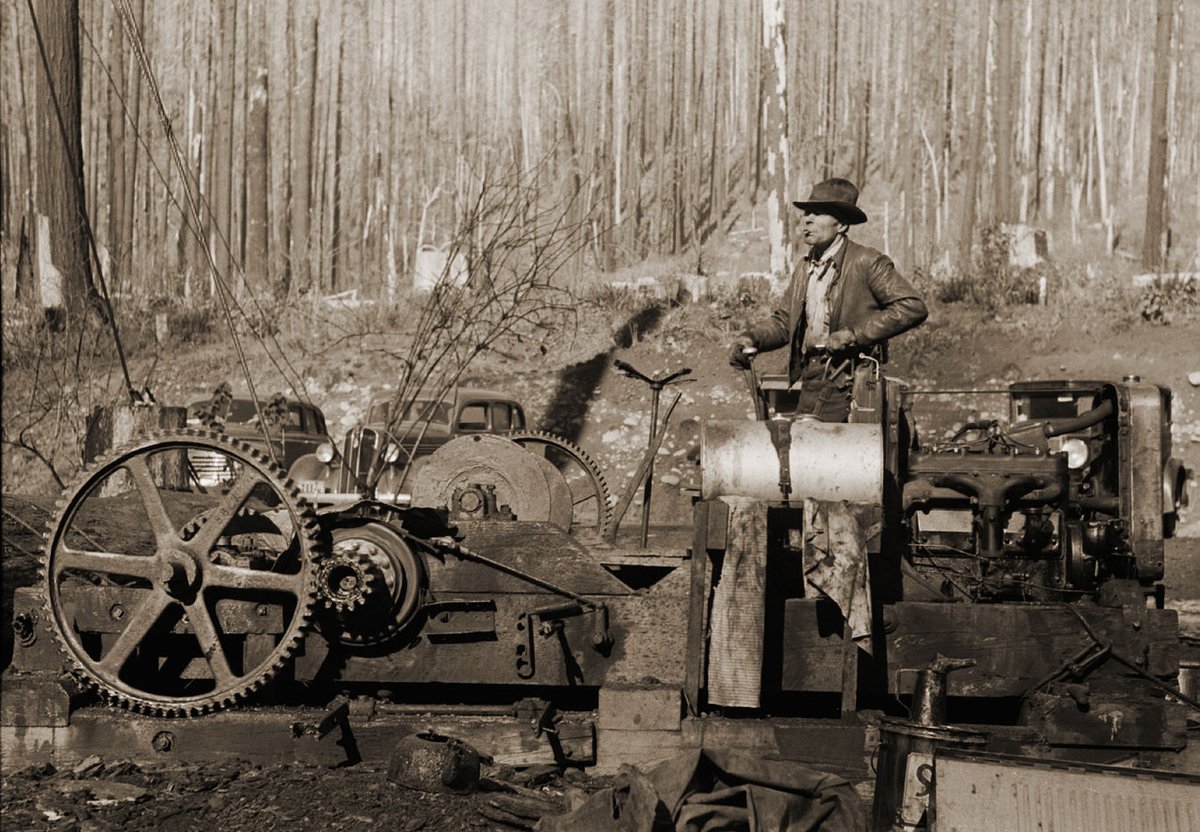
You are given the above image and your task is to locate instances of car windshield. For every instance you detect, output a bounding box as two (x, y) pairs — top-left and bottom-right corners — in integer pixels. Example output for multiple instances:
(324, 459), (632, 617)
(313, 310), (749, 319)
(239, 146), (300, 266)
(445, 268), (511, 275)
(367, 398), (452, 425)
(188, 399), (304, 428)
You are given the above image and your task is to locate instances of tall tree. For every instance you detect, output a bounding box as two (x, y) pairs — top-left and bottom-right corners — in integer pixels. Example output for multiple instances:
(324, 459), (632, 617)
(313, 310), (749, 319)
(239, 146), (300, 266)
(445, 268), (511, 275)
(243, 0), (270, 293)
(31, 0), (96, 321)
(761, 0), (790, 279)
(1142, 0), (1174, 269)
(957, 0), (991, 270)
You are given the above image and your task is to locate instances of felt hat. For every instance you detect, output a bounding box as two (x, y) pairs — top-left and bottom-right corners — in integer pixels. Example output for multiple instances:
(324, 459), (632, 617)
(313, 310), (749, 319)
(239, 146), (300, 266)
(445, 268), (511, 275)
(792, 178), (868, 225)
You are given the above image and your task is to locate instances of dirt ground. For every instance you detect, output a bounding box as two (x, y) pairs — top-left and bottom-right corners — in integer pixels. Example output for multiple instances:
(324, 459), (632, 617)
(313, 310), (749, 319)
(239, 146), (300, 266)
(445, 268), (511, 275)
(0, 756), (597, 832)
(3, 227), (1200, 828)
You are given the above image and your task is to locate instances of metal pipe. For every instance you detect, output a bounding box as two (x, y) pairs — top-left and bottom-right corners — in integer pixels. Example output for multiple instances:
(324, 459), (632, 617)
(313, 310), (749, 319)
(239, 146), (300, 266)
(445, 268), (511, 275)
(640, 385), (662, 548)
(1043, 399), (1115, 437)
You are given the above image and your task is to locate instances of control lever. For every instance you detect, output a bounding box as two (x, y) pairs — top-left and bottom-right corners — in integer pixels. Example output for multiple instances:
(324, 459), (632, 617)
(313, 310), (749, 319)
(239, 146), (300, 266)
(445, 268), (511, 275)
(739, 347), (767, 421)
(610, 361), (693, 547)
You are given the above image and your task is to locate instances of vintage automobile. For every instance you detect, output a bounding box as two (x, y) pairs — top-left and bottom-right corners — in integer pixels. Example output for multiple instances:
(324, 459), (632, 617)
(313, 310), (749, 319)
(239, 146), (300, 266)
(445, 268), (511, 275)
(285, 385), (533, 498)
(185, 395), (329, 487)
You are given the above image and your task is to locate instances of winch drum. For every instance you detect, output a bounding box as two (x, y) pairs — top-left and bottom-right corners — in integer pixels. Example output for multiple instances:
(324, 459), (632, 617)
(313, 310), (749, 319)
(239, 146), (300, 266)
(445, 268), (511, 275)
(700, 419), (884, 503)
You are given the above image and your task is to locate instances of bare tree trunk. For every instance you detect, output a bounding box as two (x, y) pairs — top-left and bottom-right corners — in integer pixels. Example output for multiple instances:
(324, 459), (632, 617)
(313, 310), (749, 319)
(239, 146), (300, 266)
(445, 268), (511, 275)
(105, 3), (126, 292)
(761, 0), (790, 280)
(1142, 0), (1173, 269)
(244, 0), (269, 294)
(1090, 36), (1112, 254)
(32, 0), (95, 323)
(991, 0), (1014, 222)
(957, 0), (991, 270)
(120, 0), (144, 295)
(330, 25), (345, 293)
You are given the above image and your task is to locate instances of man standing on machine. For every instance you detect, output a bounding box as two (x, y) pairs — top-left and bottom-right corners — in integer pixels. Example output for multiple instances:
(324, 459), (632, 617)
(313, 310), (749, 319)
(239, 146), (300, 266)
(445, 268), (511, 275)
(730, 178), (928, 422)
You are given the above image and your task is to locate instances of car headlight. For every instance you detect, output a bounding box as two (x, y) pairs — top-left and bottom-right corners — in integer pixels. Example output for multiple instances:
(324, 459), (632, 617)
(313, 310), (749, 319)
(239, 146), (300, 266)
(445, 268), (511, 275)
(316, 442), (335, 463)
(1061, 437), (1089, 470)
(382, 444), (401, 464)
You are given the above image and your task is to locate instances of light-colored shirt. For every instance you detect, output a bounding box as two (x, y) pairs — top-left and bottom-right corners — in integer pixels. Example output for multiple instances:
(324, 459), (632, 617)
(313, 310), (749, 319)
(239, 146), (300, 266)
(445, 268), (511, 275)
(802, 234), (845, 353)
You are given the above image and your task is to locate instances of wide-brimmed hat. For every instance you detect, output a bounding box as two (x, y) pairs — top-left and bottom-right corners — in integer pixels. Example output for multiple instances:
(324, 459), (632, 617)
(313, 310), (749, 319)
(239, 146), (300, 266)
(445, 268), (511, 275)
(792, 178), (868, 225)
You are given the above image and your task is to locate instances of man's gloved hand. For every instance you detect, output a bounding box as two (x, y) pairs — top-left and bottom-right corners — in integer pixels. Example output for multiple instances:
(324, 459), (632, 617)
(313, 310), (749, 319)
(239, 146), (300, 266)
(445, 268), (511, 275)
(826, 329), (858, 352)
(729, 334), (757, 368)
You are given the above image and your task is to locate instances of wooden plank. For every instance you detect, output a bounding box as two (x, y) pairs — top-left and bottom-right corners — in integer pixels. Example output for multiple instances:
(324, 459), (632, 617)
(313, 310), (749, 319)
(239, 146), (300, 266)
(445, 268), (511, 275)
(887, 603), (1180, 697)
(433, 521), (633, 596)
(684, 501), (712, 714)
(598, 685), (681, 732)
(779, 598), (848, 692)
(605, 565), (690, 686)
(682, 717), (869, 780)
(1023, 693), (1187, 750)
(706, 498), (768, 707)
(0, 708), (594, 771)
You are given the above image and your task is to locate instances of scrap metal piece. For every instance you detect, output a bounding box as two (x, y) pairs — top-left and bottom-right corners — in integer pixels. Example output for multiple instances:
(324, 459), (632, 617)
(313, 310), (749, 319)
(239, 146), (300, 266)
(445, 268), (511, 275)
(387, 732), (482, 794)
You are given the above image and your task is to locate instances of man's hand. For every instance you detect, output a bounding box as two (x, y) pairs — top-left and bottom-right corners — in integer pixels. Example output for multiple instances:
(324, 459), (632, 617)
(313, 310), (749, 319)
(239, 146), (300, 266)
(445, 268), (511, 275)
(826, 329), (857, 352)
(729, 334), (757, 368)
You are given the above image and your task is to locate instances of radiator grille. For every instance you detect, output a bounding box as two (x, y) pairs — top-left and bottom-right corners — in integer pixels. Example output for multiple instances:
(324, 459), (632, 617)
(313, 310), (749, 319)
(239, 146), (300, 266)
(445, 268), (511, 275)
(934, 750), (1200, 832)
(337, 427), (379, 493)
(187, 449), (236, 488)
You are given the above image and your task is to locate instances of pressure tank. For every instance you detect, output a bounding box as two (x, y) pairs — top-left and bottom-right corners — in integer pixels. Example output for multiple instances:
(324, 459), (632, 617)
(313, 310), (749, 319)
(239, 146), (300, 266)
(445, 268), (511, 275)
(700, 418), (884, 503)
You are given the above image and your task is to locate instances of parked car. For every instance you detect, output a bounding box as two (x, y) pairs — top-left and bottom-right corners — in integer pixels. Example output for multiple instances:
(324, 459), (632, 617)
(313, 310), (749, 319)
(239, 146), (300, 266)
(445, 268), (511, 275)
(186, 395), (329, 487)
(288, 387), (527, 502)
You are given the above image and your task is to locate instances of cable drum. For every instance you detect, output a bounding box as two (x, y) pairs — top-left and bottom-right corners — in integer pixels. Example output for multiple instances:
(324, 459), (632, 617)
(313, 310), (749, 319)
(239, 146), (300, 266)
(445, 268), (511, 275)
(700, 419), (884, 503)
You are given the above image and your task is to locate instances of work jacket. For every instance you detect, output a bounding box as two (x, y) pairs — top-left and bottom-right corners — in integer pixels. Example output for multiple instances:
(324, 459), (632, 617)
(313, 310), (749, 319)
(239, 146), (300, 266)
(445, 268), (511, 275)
(746, 238), (928, 385)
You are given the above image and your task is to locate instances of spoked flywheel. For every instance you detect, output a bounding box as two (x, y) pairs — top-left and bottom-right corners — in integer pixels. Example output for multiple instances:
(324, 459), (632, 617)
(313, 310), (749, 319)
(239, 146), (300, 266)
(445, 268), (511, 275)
(40, 429), (323, 716)
(510, 431), (613, 539)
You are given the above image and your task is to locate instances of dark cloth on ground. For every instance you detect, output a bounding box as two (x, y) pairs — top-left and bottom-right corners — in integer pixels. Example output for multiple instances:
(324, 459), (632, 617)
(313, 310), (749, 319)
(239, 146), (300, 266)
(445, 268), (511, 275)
(536, 749), (866, 832)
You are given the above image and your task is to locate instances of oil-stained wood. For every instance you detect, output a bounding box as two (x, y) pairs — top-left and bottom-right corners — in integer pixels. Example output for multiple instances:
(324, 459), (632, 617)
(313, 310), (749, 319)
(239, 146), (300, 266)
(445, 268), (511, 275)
(684, 501), (716, 713)
(887, 603), (1180, 697)
(706, 497), (768, 707)
(778, 598), (848, 693)
(681, 717), (868, 780)
(0, 707), (592, 770)
(436, 521), (632, 596)
(606, 563), (690, 686)
(1024, 691), (1187, 750)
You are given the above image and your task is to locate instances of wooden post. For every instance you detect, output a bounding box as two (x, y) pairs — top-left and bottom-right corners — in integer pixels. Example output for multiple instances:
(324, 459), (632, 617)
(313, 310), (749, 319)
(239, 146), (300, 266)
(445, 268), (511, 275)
(684, 499), (726, 716)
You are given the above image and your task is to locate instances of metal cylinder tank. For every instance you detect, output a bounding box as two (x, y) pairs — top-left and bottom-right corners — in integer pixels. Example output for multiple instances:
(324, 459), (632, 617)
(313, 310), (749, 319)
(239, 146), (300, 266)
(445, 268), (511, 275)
(700, 419), (884, 503)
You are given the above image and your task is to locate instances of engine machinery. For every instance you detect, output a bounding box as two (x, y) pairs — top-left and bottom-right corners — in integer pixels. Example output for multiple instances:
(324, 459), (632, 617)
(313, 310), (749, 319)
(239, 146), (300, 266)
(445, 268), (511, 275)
(3, 373), (1193, 775)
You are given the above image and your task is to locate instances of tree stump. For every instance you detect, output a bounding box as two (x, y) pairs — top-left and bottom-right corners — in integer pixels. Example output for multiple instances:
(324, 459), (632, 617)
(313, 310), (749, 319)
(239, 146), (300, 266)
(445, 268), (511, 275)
(84, 404), (187, 496)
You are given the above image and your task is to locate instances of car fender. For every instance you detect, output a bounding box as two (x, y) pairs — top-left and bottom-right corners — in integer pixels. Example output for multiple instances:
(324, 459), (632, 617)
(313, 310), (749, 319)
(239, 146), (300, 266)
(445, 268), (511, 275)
(288, 453), (335, 485)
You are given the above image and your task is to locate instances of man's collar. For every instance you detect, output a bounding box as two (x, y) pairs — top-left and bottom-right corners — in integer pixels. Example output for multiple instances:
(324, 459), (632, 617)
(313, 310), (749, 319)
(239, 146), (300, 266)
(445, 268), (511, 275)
(806, 233), (846, 265)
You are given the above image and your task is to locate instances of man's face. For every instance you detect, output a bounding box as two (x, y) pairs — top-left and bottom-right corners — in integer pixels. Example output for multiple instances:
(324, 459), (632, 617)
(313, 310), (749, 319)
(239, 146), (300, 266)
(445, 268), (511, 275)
(800, 212), (847, 249)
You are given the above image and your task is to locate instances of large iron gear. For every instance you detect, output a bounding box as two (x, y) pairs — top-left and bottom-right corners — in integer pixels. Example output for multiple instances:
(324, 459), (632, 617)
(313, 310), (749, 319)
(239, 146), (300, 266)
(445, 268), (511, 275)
(410, 435), (575, 530)
(40, 429), (322, 716)
(317, 505), (426, 646)
(509, 431), (613, 538)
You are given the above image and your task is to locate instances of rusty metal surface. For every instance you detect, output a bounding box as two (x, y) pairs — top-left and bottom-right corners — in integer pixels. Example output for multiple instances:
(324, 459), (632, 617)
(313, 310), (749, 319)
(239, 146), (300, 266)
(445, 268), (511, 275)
(1120, 382), (1167, 580)
(932, 750), (1200, 832)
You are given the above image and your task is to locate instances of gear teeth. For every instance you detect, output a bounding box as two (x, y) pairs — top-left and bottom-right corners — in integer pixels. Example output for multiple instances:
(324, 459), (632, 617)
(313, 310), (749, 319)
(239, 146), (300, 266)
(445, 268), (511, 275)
(509, 430), (614, 535)
(38, 428), (321, 718)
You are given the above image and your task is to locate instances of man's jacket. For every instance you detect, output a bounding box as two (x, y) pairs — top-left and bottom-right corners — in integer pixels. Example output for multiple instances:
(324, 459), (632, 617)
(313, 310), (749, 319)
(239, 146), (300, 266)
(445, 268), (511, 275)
(746, 238), (928, 384)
